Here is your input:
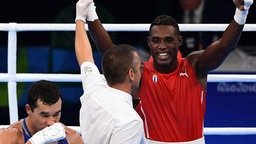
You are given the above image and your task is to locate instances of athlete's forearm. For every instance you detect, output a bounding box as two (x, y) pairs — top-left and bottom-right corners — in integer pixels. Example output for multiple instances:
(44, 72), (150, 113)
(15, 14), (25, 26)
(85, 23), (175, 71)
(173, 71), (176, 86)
(88, 20), (115, 54)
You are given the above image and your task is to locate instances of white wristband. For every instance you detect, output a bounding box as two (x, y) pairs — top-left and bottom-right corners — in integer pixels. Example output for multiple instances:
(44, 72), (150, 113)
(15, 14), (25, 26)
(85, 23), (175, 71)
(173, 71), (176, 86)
(234, 8), (248, 25)
(86, 2), (98, 22)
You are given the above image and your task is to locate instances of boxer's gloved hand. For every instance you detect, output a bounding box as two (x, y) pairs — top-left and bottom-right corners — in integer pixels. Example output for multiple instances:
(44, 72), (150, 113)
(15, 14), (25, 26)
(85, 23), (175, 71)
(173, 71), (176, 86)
(28, 122), (66, 144)
(75, 0), (93, 22)
(86, 2), (98, 22)
(234, 0), (253, 25)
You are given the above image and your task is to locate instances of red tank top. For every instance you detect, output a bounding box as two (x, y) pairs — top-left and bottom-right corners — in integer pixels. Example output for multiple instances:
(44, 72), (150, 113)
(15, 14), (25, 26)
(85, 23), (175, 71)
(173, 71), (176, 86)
(136, 58), (206, 142)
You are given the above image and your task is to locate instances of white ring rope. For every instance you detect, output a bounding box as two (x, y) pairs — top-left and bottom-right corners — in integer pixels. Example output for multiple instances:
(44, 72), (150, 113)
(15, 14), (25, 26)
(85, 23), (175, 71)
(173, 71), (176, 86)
(0, 73), (256, 82)
(0, 125), (255, 135)
(0, 23), (256, 135)
(0, 23), (256, 32)
(204, 127), (256, 135)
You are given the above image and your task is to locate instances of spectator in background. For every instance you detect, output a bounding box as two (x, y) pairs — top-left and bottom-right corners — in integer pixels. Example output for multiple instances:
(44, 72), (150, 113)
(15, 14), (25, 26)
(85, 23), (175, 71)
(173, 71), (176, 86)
(157, 0), (234, 57)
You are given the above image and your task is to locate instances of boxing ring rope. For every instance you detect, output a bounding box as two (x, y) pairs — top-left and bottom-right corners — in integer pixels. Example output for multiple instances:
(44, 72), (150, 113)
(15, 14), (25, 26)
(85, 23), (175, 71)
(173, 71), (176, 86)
(1, 23), (256, 135)
(1, 23), (256, 31)
(0, 73), (256, 82)
(0, 125), (256, 135)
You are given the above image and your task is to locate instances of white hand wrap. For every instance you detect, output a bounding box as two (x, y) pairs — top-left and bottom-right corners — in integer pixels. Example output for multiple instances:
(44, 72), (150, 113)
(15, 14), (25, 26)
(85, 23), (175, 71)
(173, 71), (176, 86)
(234, 0), (253, 25)
(86, 2), (98, 22)
(28, 122), (66, 144)
(75, 0), (93, 22)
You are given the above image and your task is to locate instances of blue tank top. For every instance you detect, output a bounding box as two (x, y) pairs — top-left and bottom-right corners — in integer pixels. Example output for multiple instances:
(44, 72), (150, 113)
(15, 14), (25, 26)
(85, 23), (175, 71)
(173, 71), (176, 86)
(21, 118), (68, 144)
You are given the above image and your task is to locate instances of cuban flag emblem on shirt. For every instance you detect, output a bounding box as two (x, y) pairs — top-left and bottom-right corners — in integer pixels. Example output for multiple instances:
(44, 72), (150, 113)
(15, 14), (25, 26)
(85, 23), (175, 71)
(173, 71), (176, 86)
(152, 74), (158, 83)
